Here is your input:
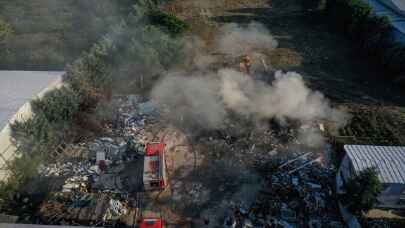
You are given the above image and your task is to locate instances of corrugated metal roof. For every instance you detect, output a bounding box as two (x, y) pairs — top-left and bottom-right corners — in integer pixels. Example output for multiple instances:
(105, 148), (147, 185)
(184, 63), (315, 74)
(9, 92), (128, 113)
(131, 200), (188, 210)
(344, 145), (405, 184)
(379, 0), (405, 15)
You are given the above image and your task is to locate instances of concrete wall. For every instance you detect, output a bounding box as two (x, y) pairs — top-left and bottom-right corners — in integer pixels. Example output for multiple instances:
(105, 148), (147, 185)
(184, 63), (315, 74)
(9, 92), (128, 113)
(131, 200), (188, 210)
(0, 76), (62, 181)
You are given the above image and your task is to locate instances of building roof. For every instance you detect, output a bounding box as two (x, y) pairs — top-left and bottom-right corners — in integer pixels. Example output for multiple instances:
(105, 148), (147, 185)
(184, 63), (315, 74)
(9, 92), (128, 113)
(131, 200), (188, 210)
(344, 145), (405, 184)
(0, 71), (63, 130)
(380, 0), (405, 15)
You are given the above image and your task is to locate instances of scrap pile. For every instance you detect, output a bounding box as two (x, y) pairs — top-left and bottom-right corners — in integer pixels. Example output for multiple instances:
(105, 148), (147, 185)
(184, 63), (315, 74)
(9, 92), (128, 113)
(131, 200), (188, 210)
(223, 153), (343, 228)
(39, 192), (136, 226)
(37, 95), (159, 226)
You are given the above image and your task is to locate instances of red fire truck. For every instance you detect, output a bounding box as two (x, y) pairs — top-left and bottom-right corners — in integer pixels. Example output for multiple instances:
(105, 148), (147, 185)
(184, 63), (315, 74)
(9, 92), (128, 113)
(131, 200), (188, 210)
(139, 217), (164, 228)
(143, 142), (168, 191)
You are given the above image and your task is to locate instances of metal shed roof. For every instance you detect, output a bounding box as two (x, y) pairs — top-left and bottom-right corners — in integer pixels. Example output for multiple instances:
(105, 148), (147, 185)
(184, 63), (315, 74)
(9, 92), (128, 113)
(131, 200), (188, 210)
(379, 0), (405, 16)
(344, 145), (405, 184)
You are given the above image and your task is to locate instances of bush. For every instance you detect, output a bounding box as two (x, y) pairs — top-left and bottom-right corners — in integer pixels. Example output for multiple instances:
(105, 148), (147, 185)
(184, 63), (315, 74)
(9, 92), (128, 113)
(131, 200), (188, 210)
(325, 0), (405, 75)
(149, 10), (189, 35)
(31, 87), (80, 123)
(64, 37), (115, 110)
(0, 19), (14, 43)
(340, 167), (382, 215)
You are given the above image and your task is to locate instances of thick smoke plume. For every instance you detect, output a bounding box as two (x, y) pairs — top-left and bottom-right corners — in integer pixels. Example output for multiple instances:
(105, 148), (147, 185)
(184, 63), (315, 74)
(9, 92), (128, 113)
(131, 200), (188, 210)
(216, 22), (278, 56)
(151, 73), (225, 129)
(220, 69), (349, 126)
(151, 21), (349, 145)
(152, 69), (349, 129)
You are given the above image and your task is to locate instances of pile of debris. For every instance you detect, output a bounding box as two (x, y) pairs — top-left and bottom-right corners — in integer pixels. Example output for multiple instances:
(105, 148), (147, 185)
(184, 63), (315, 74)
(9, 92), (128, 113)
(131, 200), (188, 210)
(37, 95), (159, 226)
(39, 192), (136, 226)
(223, 153), (344, 228)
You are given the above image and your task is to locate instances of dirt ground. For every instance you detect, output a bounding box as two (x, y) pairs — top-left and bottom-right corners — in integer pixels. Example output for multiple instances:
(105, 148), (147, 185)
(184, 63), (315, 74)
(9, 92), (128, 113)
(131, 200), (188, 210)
(161, 0), (405, 144)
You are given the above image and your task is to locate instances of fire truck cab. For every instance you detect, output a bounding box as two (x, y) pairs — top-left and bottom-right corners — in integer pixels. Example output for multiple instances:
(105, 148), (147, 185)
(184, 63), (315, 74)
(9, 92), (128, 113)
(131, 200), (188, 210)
(139, 218), (164, 228)
(143, 142), (168, 191)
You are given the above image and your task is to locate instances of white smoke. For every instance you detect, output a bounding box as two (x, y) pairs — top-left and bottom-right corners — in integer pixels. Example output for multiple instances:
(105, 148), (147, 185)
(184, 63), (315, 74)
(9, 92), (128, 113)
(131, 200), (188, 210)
(152, 69), (349, 129)
(216, 22), (278, 57)
(220, 69), (349, 125)
(150, 21), (349, 143)
(151, 72), (226, 129)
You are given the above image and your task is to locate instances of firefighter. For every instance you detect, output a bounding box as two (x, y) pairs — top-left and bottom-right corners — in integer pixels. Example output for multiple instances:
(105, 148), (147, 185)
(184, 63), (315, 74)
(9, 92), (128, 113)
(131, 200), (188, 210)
(239, 54), (252, 74)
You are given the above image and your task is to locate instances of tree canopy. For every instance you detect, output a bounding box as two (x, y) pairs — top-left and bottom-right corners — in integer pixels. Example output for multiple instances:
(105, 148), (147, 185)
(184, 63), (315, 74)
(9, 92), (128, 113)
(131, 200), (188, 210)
(341, 167), (383, 215)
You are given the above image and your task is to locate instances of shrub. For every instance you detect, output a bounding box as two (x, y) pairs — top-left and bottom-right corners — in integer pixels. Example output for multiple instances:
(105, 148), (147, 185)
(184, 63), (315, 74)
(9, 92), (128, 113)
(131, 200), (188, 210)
(11, 113), (66, 157)
(64, 37), (114, 110)
(149, 10), (189, 35)
(340, 167), (383, 215)
(31, 87), (80, 123)
(0, 19), (14, 43)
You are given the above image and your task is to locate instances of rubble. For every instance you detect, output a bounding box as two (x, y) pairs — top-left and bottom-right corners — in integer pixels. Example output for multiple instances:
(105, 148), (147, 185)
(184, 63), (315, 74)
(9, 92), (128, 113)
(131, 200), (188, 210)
(221, 153), (343, 228)
(39, 192), (133, 226)
(36, 95), (158, 226)
(33, 94), (345, 227)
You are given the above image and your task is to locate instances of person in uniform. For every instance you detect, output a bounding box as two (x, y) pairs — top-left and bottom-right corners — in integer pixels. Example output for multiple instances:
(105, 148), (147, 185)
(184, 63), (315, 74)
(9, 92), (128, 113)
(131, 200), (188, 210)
(239, 54), (252, 74)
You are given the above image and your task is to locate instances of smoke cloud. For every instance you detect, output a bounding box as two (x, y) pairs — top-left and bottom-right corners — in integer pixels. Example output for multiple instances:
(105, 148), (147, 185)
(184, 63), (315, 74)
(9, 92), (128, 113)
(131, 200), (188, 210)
(220, 69), (349, 126)
(151, 72), (226, 129)
(150, 21), (349, 145)
(216, 22), (278, 57)
(152, 69), (349, 129)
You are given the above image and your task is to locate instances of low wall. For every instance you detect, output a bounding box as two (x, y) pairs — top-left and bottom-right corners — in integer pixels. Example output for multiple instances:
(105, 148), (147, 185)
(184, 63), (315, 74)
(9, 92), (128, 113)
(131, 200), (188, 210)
(0, 77), (62, 181)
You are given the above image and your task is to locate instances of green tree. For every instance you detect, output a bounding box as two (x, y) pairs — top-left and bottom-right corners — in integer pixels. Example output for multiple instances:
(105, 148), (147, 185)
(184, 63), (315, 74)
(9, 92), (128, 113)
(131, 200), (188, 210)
(31, 87), (80, 123)
(64, 38), (114, 110)
(0, 19), (13, 43)
(341, 167), (383, 215)
(149, 10), (189, 36)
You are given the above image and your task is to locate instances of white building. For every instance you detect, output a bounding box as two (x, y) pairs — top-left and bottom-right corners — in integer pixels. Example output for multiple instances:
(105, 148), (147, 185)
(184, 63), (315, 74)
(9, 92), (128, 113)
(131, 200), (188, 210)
(337, 145), (405, 209)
